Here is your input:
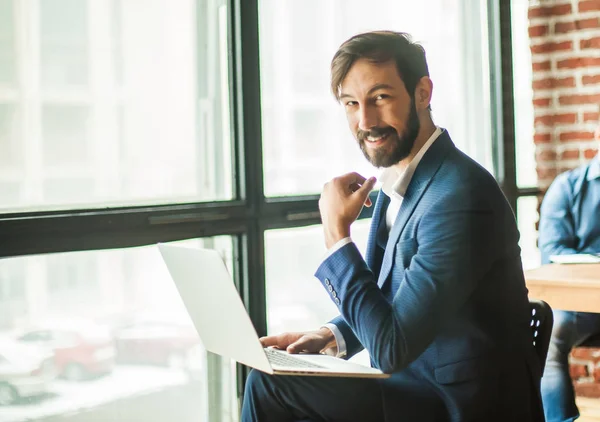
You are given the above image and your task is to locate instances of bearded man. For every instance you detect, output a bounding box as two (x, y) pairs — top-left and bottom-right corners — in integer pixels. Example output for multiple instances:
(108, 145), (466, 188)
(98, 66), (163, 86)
(242, 31), (544, 422)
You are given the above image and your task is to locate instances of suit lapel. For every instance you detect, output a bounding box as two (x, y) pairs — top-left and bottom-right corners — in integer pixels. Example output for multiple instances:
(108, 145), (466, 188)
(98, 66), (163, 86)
(377, 131), (454, 288)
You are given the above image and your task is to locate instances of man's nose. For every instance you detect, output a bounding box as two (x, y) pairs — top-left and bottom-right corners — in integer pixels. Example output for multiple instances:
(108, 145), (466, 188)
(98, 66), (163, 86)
(358, 106), (379, 132)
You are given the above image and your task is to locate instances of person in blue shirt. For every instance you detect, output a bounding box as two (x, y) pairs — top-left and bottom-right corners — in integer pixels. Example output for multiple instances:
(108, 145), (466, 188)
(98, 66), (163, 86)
(539, 125), (600, 422)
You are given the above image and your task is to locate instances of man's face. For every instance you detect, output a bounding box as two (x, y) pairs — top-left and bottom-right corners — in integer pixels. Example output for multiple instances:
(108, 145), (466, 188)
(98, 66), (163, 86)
(339, 59), (420, 168)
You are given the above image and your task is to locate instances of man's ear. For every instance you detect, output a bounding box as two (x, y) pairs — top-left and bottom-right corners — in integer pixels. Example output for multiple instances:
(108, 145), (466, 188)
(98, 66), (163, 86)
(415, 76), (433, 111)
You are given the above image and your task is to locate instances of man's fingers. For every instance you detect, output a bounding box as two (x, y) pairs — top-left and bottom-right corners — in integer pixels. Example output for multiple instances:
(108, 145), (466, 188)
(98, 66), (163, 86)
(287, 336), (318, 354)
(346, 172), (367, 184)
(337, 172), (367, 189)
(355, 177), (377, 198)
(365, 197), (373, 207)
(260, 333), (295, 349)
(259, 335), (280, 348)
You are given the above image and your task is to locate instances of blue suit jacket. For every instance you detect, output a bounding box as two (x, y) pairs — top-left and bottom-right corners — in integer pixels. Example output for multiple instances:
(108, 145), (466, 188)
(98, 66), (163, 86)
(315, 130), (543, 421)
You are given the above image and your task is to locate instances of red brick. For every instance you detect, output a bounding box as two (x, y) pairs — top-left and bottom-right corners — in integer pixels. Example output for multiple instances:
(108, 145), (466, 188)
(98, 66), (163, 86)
(533, 98), (552, 107)
(534, 113), (578, 126)
(559, 93), (600, 106)
(593, 366), (600, 382)
(533, 61), (552, 71)
(574, 382), (600, 398)
(529, 25), (549, 37)
(553, 17), (600, 34)
(579, 0), (600, 12)
(537, 167), (559, 180)
(554, 21), (577, 33)
(560, 131), (595, 141)
(570, 363), (589, 379)
(585, 149), (599, 159)
(582, 74), (600, 85)
(572, 347), (600, 360)
(537, 149), (557, 161)
(534, 133), (552, 144)
(557, 57), (600, 69)
(577, 17), (600, 30)
(560, 149), (580, 159)
(529, 4), (572, 18)
(581, 37), (600, 50)
(584, 112), (600, 121)
(533, 77), (576, 90)
(531, 41), (573, 55)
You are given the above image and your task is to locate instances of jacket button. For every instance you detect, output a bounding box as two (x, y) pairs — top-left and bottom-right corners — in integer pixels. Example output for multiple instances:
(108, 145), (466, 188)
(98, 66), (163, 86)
(325, 278), (331, 286)
(334, 298), (341, 305)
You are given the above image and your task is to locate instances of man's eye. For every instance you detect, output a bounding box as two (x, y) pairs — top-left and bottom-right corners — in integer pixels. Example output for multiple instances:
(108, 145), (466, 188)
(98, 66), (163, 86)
(345, 101), (357, 107)
(375, 94), (388, 100)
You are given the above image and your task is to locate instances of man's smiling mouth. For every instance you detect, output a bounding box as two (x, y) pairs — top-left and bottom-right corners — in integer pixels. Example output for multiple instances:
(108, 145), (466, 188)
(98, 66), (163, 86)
(365, 133), (390, 146)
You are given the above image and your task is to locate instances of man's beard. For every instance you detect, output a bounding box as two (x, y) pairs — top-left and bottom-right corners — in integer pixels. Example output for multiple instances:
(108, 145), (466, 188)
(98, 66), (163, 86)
(356, 99), (420, 168)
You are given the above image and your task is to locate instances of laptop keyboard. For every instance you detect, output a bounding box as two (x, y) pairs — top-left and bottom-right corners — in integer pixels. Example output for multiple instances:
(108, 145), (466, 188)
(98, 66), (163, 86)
(264, 348), (326, 369)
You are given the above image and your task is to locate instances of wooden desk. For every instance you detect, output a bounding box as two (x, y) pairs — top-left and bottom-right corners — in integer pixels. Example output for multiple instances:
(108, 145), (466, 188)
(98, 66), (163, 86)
(525, 263), (600, 313)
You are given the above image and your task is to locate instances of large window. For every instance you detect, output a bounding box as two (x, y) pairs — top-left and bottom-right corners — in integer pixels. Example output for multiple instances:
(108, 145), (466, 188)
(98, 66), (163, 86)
(259, 0), (494, 197)
(511, 0), (541, 269)
(512, 0), (537, 190)
(0, 238), (237, 421)
(0, 0), (239, 420)
(264, 220), (370, 335)
(0, 0), (232, 213)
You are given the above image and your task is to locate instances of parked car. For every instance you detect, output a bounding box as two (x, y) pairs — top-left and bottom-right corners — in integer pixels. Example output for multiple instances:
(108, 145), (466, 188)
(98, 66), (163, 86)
(0, 338), (55, 405)
(17, 321), (115, 381)
(114, 319), (202, 371)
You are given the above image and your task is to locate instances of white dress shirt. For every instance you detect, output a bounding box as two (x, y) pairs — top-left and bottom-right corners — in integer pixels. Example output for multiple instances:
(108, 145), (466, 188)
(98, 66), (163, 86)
(322, 126), (442, 358)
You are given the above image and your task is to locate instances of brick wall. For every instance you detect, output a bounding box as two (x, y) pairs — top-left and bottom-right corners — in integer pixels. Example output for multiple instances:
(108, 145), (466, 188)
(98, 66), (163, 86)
(570, 347), (600, 397)
(529, 0), (600, 189)
(529, 0), (600, 398)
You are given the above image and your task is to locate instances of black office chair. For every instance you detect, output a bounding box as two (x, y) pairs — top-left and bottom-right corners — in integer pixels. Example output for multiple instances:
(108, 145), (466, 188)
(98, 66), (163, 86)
(578, 332), (600, 347)
(529, 299), (553, 375)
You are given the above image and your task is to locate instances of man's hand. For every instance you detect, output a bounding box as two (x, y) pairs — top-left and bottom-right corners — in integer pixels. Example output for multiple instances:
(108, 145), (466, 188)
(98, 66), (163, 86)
(319, 173), (377, 248)
(260, 327), (338, 355)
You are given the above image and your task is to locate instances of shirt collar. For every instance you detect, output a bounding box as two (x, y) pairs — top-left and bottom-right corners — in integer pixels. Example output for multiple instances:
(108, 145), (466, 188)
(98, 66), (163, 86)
(588, 154), (600, 181)
(380, 126), (443, 199)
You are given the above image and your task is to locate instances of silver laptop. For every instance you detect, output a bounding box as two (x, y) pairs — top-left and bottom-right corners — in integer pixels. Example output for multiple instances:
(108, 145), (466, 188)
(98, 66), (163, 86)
(158, 243), (389, 378)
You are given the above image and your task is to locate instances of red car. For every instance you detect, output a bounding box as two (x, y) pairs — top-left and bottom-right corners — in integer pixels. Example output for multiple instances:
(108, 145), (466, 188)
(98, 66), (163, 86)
(114, 321), (202, 370)
(17, 322), (115, 381)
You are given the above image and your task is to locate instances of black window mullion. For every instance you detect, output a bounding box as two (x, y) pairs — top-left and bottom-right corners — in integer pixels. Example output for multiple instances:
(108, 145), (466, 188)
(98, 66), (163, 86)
(0, 201), (250, 257)
(230, 0), (269, 398)
(490, 0), (518, 212)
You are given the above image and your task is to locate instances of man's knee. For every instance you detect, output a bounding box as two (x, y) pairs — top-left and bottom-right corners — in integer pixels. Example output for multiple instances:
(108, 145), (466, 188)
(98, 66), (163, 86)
(245, 369), (270, 394)
(547, 311), (577, 362)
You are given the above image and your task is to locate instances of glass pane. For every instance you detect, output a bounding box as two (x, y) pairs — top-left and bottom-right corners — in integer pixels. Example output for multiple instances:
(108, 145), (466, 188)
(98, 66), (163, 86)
(512, 0), (537, 188)
(259, 0), (493, 197)
(518, 196), (541, 270)
(0, 237), (238, 422)
(42, 105), (91, 168)
(40, 0), (89, 88)
(265, 220), (371, 335)
(1, 0), (233, 213)
(0, 0), (16, 86)
(0, 104), (21, 168)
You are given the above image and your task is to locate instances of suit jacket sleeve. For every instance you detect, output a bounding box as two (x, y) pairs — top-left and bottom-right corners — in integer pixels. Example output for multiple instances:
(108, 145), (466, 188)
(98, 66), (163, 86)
(327, 315), (364, 358)
(538, 173), (578, 263)
(315, 189), (498, 373)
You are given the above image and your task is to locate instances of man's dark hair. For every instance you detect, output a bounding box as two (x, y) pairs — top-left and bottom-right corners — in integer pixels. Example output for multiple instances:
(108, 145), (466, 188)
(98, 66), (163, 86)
(330, 31), (429, 102)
